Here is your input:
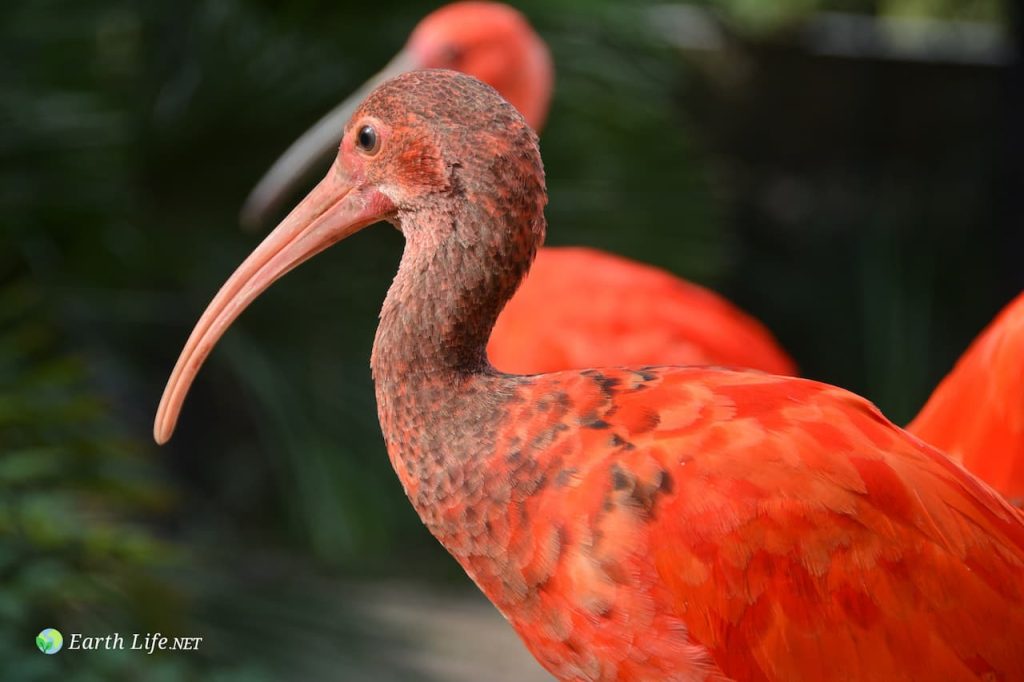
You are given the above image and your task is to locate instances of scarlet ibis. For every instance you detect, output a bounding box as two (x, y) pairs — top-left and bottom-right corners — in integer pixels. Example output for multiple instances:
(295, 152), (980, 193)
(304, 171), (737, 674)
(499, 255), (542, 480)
(907, 290), (1024, 506)
(242, 1), (795, 377)
(157, 70), (1024, 680)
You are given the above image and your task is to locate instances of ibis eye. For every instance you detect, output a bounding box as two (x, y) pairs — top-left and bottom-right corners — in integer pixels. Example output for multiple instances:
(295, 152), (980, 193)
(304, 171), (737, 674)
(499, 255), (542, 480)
(356, 125), (379, 154)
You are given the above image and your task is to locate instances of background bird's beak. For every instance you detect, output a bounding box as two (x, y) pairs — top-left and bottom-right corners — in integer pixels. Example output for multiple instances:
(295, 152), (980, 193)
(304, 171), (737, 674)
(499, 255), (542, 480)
(239, 49), (419, 230)
(155, 163), (389, 444)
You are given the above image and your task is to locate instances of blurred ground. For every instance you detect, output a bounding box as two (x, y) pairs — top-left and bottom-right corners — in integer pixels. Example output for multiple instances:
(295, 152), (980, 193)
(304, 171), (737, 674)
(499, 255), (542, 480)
(347, 582), (551, 682)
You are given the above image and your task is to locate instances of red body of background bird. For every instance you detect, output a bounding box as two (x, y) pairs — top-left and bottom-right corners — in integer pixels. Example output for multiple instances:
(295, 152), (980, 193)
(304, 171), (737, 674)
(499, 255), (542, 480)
(490, 246), (795, 375)
(157, 70), (1024, 681)
(242, 1), (796, 377)
(907, 291), (1024, 505)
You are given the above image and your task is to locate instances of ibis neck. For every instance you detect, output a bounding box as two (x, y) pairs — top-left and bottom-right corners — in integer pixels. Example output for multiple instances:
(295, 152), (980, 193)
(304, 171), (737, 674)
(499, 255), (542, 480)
(371, 198), (541, 384)
(369, 194), (542, 548)
(368, 172), (549, 610)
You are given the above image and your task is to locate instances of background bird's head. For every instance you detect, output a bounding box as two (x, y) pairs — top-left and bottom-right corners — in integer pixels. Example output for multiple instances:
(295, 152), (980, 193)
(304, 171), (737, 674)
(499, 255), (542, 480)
(406, 2), (554, 130)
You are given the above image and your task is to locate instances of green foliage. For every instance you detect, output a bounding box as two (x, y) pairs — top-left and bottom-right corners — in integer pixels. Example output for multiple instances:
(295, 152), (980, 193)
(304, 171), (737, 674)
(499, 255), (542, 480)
(879, 0), (1005, 22)
(685, 0), (1007, 33)
(0, 281), (178, 679)
(712, 0), (822, 32)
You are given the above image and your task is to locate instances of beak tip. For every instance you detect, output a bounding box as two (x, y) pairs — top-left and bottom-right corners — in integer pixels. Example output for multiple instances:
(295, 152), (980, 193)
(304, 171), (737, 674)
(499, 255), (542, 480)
(153, 414), (174, 445)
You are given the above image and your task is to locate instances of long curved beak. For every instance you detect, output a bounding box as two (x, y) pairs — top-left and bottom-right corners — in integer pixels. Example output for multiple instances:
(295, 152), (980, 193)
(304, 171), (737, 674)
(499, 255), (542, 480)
(155, 162), (390, 444)
(239, 50), (418, 230)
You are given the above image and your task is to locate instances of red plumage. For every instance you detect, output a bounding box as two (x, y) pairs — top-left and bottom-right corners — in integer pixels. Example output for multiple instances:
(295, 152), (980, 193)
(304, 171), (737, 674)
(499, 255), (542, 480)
(478, 367), (1024, 680)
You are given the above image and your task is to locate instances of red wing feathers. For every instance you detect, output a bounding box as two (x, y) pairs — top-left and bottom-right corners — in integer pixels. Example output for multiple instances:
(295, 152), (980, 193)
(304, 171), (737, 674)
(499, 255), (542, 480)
(497, 367), (1024, 681)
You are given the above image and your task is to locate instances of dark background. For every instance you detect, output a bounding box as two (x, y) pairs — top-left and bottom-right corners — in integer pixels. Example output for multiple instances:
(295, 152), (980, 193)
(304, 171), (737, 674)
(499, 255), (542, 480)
(2, 0), (1018, 679)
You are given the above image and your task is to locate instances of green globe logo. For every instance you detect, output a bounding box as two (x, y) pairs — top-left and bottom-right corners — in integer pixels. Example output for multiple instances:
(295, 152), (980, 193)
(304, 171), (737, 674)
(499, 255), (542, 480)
(36, 628), (63, 654)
